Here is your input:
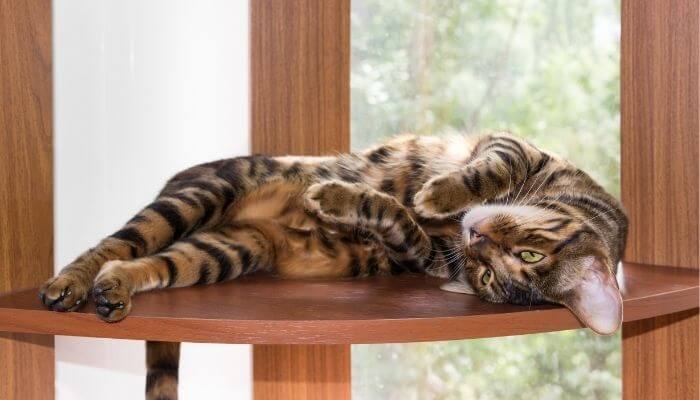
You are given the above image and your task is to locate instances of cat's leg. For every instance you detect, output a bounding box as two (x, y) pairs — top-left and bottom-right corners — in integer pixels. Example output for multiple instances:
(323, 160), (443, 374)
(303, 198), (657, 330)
(414, 132), (550, 218)
(40, 156), (293, 312)
(91, 222), (275, 321)
(305, 181), (435, 272)
(40, 179), (233, 311)
(146, 341), (180, 400)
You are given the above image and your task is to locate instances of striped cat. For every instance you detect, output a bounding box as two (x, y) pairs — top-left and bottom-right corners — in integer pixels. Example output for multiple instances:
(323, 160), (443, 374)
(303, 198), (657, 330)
(40, 132), (627, 400)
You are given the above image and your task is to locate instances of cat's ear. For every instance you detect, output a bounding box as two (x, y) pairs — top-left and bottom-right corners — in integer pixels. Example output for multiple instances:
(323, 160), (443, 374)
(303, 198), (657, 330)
(558, 256), (622, 335)
(440, 280), (477, 295)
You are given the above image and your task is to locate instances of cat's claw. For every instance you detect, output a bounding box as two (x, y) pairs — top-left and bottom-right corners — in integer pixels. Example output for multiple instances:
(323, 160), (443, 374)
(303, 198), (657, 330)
(93, 264), (132, 322)
(39, 274), (90, 312)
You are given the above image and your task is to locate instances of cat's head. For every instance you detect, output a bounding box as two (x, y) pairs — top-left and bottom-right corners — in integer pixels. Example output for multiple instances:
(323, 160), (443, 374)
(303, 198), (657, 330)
(443, 203), (627, 335)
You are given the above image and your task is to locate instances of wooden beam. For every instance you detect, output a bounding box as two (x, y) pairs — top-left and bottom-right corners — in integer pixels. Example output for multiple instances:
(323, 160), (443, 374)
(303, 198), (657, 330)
(621, 0), (699, 269)
(253, 345), (351, 400)
(621, 0), (699, 399)
(251, 0), (350, 156)
(0, 0), (54, 399)
(623, 310), (699, 400)
(250, 0), (351, 398)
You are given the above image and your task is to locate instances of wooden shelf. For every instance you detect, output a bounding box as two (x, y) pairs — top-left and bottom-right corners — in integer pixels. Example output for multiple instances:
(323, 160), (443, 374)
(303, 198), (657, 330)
(0, 262), (696, 344)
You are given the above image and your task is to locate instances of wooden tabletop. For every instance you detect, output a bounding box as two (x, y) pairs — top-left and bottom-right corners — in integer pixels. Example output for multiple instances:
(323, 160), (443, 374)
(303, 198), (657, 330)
(0, 262), (697, 344)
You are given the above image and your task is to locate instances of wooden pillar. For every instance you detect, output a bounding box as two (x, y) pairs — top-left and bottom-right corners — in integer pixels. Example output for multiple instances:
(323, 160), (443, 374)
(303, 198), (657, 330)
(621, 1), (699, 399)
(250, 0), (351, 399)
(251, 0), (350, 156)
(0, 0), (54, 399)
(253, 345), (351, 400)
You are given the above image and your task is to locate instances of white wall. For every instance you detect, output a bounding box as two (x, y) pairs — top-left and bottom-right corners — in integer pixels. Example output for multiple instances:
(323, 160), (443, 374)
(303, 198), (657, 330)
(54, 1), (252, 399)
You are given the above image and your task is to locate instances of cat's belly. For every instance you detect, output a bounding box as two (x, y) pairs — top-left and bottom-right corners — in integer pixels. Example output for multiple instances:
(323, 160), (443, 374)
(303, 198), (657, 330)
(225, 180), (317, 230)
(224, 180), (390, 279)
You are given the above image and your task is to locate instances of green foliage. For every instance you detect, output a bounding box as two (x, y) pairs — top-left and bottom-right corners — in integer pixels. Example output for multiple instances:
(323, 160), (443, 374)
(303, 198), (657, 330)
(352, 330), (621, 400)
(351, 1), (621, 398)
(351, 0), (620, 196)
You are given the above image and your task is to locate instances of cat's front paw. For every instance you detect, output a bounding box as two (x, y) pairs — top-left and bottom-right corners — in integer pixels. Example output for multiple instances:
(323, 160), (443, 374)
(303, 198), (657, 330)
(39, 270), (91, 312)
(304, 181), (361, 225)
(93, 261), (133, 322)
(414, 173), (475, 219)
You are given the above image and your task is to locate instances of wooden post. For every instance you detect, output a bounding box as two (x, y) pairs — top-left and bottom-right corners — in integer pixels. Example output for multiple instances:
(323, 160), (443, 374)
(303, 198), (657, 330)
(0, 0), (54, 399)
(250, 0), (351, 399)
(253, 345), (351, 400)
(621, 1), (699, 399)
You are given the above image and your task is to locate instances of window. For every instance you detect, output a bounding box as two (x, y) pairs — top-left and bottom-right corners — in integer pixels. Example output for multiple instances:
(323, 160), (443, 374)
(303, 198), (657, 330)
(351, 0), (621, 398)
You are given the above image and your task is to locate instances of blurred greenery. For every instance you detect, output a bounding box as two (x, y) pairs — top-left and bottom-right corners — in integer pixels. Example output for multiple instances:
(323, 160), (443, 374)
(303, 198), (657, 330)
(351, 0), (620, 196)
(353, 330), (621, 400)
(351, 0), (621, 399)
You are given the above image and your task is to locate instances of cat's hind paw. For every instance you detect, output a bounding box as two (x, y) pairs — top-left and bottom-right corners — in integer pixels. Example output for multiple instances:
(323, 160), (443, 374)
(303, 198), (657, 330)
(304, 181), (362, 225)
(93, 261), (133, 322)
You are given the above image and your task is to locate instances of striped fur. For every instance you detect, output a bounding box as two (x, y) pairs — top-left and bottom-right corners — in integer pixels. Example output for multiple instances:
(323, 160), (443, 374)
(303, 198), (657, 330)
(146, 341), (179, 400)
(39, 132), (627, 398)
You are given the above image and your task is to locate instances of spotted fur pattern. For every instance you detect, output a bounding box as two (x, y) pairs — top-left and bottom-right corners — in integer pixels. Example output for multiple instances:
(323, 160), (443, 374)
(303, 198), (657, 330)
(39, 132), (627, 399)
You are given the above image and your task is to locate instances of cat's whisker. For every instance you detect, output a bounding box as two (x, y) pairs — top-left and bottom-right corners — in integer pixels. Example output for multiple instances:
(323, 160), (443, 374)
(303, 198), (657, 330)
(437, 252), (461, 267)
(432, 240), (462, 255)
(514, 192), (568, 226)
(504, 158), (514, 205)
(515, 166), (559, 208)
(578, 204), (621, 227)
(447, 258), (466, 281)
(513, 175), (543, 208)
(436, 249), (461, 262)
(444, 251), (465, 266)
(510, 179), (528, 207)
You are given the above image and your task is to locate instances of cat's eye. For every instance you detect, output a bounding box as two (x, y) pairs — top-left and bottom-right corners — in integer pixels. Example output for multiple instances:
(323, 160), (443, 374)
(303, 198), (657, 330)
(480, 269), (492, 285)
(519, 251), (545, 263)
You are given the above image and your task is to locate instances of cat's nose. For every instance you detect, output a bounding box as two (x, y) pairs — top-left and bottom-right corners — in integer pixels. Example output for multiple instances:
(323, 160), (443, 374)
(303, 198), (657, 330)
(463, 219), (486, 247)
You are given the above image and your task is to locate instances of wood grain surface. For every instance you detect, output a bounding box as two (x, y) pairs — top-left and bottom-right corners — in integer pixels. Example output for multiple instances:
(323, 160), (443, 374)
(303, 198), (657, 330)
(623, 310), (699, 400)
(254, 345), (350, 400)
(621, 1), (699, 398)
(0, 263), (696, 344)
(251, 0), (350, 156)
(0, 0), (54, 398)
(621, 0), (699, 269)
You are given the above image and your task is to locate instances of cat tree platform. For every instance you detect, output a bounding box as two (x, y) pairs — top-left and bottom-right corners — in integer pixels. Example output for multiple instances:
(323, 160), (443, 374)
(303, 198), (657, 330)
(0, 262), (696, 344)
(0, 263), (697, 399)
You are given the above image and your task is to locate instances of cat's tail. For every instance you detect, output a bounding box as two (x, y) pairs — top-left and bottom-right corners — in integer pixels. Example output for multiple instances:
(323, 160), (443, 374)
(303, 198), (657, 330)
(146, 341), (180, 400)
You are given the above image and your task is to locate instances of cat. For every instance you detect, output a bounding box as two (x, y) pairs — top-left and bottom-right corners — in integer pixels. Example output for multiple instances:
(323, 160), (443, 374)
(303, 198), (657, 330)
(39, 132), (627, 400)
